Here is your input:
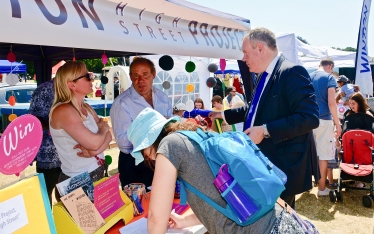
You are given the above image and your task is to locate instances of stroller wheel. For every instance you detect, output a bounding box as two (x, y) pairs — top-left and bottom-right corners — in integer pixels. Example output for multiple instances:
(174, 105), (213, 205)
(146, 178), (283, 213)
(362, 195), (373, 208)
(329, 190), (336, 202)
(336, 191), (343, 202)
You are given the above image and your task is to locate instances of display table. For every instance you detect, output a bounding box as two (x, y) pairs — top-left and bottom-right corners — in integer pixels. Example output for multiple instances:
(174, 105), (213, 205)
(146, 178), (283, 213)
(107, 192), (207, 234)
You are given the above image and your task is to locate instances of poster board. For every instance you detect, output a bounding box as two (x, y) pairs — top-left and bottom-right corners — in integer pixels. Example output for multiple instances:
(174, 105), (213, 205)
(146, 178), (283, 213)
(0, 173), (56, 234)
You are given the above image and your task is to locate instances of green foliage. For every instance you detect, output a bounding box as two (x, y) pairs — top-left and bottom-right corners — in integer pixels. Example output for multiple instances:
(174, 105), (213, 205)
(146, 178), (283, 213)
(78, 58), (104, 73)
(23, 61), (35, 76)
(297, 36), (309, 45)
(332, 47), (357, 52)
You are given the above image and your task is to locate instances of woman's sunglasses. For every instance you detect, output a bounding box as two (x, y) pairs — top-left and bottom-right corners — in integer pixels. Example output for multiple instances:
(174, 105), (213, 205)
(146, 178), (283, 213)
(73, 73), (92, 82)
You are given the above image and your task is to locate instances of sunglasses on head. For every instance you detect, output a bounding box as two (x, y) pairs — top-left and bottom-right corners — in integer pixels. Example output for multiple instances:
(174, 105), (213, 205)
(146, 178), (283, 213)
(73, 73), (91, 82)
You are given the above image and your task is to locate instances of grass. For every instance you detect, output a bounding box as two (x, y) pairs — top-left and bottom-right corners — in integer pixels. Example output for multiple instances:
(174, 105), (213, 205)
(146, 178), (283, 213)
(295, 179), (374, 234)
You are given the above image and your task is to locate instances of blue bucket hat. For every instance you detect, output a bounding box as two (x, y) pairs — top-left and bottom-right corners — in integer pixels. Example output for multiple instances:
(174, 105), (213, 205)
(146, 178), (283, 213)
(128, 108), (180, 165)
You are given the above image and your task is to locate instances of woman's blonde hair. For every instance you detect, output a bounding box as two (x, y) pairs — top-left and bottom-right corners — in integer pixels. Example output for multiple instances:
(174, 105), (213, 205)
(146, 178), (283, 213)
(50, 61), (94, 120)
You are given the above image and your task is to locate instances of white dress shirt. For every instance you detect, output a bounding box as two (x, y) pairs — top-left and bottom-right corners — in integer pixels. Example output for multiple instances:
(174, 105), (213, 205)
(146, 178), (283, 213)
(221, 53), (281, 129)
(110, 85), (172, 153)
(249, 53), (281, 127)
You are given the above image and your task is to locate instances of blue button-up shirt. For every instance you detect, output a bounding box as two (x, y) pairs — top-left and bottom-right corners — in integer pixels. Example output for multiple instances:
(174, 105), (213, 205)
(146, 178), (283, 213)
(110, 85), (172, 153)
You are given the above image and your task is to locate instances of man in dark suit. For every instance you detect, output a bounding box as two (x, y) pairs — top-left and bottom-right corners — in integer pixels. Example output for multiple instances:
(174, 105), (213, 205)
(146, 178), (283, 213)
(210, 28), (320, 208)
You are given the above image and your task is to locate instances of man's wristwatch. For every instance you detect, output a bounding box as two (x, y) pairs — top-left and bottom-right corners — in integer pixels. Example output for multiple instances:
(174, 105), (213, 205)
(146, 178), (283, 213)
(263, 124), (270, 138)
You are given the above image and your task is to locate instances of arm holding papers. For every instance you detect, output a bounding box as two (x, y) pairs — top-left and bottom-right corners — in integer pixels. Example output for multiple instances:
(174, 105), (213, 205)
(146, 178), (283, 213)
(168, 210), (202, 229)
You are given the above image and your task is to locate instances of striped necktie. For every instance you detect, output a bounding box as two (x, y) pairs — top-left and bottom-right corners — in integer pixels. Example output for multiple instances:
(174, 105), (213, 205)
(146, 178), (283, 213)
(245, 72), (268, 129)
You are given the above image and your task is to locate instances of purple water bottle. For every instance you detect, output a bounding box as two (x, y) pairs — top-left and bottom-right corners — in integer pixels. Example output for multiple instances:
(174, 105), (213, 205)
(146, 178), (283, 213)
(213, 164), (260, 223)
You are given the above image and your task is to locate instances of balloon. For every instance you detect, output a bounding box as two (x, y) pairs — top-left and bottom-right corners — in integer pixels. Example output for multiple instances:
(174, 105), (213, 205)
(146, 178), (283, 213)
(185, 61), (196, 73)
(186, 83), (194, 92)
(8, 113), (17, 121)
(102, 53), (108, 65)
(207, 63), (218, 73)
(101, 76), (108, 84)
(206, 77), (217, 88)
(72, 56), (76, 62)
(105, 155), (112, 165)
(6, 73), (19, 85)
(7, 52), (16, 63)
(159, 55), (174, 71)
(220, 58), (226, 73)
(185, 100), (194, 112)
(162, 81), (171, 90)
(8, 96), (16, 106)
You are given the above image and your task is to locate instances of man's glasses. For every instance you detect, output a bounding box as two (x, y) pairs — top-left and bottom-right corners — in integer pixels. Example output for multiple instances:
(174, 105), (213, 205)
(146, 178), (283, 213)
(73, 73), (91, 82)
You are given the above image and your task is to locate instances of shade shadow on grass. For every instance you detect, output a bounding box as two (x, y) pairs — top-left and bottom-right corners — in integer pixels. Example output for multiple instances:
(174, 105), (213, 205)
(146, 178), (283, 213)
(296, 189), (374, 222)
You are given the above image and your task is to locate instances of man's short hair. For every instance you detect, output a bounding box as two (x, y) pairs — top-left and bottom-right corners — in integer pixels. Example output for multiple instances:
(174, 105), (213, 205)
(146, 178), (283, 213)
(129, 57), (156, 75)
(320, 57), (334, 67)
(211, 95), (222, 104)
(245, 28), (277, 51)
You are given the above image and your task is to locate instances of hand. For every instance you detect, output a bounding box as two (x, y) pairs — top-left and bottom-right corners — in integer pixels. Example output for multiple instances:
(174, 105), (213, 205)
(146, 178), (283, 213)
(208, 111), (223, 120)
(97, 118), (110, 132)
(244, 126), (264, 144)
(168, 212), (186, 229)
(74, 144), (96, 158)
(335, 124), (342, 137)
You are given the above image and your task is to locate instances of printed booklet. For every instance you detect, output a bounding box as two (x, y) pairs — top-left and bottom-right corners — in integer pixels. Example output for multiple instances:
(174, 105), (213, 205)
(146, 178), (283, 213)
(56, 171), (94, 202)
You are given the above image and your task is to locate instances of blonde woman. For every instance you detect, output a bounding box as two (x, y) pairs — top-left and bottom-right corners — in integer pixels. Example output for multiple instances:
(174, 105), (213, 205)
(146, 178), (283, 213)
(49, 62), (111, 200)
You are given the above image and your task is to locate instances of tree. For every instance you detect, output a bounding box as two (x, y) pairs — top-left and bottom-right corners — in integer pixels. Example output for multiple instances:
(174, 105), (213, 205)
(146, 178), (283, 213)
(79, 59), (104, 73)
(297, 36), (309, 45)
(331, 46), (356, 52)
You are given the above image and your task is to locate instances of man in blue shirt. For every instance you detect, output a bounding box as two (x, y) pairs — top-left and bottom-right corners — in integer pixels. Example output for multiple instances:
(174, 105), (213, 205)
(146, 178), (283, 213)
(310, 57), (341, 196)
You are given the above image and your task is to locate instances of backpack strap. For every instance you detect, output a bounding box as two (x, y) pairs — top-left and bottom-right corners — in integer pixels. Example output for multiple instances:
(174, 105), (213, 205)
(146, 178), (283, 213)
(276, 198), (291, 213)
(179, 178), (237, 221)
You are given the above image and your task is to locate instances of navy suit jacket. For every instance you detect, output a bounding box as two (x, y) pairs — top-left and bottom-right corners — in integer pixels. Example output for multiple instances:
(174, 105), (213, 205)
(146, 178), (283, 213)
(225, 55), (320, 197)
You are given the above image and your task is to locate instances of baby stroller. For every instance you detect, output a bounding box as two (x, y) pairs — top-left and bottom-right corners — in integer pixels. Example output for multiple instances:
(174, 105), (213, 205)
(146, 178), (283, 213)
(329, 113), (374, 208)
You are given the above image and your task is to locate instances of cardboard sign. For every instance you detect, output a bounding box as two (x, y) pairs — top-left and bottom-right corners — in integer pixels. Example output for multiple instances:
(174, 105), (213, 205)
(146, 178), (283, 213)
(61, 188), (105, 234)
(0, 114), (42, 175)
(0, 194), (28, 233)
(94, 174), (124, 219)
(0, 174), (57, 233)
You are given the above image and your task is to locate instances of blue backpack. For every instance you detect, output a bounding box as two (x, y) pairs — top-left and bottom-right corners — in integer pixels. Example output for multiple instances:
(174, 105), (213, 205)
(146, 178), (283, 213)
(178, 128), (287, 226)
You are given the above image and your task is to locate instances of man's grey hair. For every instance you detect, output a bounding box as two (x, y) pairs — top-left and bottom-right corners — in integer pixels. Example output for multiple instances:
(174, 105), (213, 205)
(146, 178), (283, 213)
(320, 57), (334, 67)
(244, 28), (278, 51)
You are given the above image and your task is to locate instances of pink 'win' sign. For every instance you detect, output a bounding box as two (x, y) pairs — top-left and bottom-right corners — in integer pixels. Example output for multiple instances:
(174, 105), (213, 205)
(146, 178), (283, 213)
(0, 114), (42, 175)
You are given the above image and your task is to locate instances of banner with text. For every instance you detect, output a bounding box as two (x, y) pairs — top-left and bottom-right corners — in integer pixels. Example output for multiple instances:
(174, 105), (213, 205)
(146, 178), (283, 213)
(355, 0), (372, 96)
(0, 0), (250, 59)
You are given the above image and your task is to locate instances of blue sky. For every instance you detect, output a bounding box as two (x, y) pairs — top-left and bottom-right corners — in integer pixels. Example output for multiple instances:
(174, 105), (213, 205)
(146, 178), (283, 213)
(187, 0), (374, 56)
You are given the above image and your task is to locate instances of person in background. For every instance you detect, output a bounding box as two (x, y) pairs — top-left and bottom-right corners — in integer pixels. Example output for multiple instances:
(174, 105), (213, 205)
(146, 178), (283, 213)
(310, 57), (341, 196)
(100, 80), (106, 100)
(173, 103), (186, 118)
(113, 76), (120, 99)
(110, 57), (172, 188)
(223, 87), (242, 109)
(49, 61), (111, 200)
(211, 95), (225, 111)
(29, 79), (61, 206)
(127, 108), (316, 234)
(194, 97), (205, 109)
(344, 92), (374, 117)
(210, 28), (320, 208)
(335, 75), (356, 104)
